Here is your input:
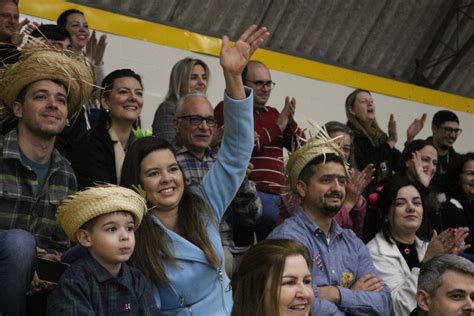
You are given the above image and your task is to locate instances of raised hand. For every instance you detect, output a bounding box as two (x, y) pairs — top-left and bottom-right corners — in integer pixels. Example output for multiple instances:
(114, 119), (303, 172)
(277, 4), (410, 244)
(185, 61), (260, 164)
(220, 25), (269, 77)
(406, 113), (427, 143)
(450, 227), (470, 254)
(344, 164), (375, 211)
(86, 30), (108, 66)
(277, 96), (296, 130)
(407, 151), (431, 187)
(11, 18), (41, 47)
(220, 25), (269, 99)
(387, 114), (397, 148)
(423, 229), (455, 262)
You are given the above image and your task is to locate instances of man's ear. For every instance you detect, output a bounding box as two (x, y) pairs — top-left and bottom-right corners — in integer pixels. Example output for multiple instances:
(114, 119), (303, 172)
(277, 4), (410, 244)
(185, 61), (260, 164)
(431, 124), (437, 135)
(416, 290), (431, 312)
(173, 118), (179, 131)
(75, 229), (92, 248)
(12, 101), (23, 119)
(296, 180), (307, 199)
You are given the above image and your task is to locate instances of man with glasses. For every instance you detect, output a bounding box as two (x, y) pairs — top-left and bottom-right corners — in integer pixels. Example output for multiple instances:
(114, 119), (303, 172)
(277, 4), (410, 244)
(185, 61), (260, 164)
(174, 92), (262, 274)
(428, 110), (462, 184)
(215, 60), (304, 240)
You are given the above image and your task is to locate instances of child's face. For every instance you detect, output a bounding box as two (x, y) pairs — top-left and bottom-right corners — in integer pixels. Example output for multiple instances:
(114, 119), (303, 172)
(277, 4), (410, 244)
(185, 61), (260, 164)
(87, 212), (135, 271)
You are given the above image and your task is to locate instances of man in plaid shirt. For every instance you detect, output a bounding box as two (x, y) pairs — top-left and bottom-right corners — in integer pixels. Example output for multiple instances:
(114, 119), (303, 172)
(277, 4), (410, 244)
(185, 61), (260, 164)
(0, 48), (94, 315)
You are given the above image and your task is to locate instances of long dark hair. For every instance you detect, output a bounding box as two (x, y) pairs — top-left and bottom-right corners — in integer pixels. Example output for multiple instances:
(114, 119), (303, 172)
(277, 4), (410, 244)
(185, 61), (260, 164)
(377, 174), (430, 243)
(120, 136), (219, 286)
(441, 152), (474, 198)
(231, 239), (313, 316)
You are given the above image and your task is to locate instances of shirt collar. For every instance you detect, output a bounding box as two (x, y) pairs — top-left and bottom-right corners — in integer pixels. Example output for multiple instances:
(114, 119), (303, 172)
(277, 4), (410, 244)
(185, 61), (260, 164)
(175, 144), (217, 160)
(3, 129), (66, 169)
(295, 207), (344, 238)
(84, 252), (133, 289)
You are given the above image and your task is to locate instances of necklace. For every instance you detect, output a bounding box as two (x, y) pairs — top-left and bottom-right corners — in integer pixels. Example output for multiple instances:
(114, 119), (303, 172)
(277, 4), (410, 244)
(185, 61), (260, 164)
(403, 247), (410, 254)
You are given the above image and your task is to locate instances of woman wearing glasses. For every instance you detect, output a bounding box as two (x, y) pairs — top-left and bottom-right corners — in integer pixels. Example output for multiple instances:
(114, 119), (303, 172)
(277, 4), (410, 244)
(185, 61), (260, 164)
(152, 57), (210, 143)
(120, 26), (269, 314)
(68, 69), (144, 189)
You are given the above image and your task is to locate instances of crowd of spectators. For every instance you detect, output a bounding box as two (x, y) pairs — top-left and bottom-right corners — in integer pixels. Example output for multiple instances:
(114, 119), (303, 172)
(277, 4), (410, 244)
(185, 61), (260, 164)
(0, 2), (472, 315)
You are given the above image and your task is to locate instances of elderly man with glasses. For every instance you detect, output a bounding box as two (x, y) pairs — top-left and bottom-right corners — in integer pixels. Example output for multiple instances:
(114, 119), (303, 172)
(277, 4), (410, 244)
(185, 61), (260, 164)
(215, 60), (304, 241)
(173, 92), (262, 274)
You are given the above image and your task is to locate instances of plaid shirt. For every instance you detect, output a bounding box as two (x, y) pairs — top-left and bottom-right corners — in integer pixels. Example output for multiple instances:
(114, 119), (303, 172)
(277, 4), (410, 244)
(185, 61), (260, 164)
(47, 252), (159, 315)
(0, 130), (76, 254)
(176, 145), (262, 247)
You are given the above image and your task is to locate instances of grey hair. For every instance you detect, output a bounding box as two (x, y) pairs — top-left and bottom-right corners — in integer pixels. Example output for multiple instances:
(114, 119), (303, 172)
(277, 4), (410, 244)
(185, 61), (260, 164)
(165, 58), (210, 102)
(418, 254), (474, 295)
(324, 121), (354, 138)
(174, 92), (209, 118)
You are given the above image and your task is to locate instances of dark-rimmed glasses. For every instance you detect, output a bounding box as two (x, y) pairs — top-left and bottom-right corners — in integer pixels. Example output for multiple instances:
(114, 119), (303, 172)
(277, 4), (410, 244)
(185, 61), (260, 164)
(244, 79), (276, 90)
(177, 115), (217, 127)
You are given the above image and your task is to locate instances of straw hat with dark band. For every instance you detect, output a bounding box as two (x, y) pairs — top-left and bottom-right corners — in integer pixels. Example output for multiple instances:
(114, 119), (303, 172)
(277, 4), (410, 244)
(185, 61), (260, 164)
(0, 45), (95, 122)
(57, 184), (148, 243)
(285, 122), (351, 193)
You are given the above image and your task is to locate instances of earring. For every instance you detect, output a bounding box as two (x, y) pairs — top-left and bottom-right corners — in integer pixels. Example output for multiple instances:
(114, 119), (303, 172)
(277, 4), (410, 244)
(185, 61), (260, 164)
(105, 108), (109, 113)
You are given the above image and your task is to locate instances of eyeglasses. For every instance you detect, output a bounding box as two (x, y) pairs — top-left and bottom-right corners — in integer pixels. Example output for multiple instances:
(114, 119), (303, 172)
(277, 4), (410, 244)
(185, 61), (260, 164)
(177, 115), (217, 127)
(244, 79), (276, 90)
(439, 126), (462, 135)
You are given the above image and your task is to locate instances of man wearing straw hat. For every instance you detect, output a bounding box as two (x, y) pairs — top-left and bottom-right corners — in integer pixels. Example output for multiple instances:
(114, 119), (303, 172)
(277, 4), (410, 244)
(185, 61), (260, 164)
(268, 128), (392, 315)
(0, 47), (94, 315)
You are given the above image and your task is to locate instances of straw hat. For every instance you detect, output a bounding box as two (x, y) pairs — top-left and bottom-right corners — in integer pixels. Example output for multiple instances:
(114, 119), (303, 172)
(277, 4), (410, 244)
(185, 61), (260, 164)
(285, 121), (351, 193)
(0, 45), (95, 122)
(57, 184), (148, 243)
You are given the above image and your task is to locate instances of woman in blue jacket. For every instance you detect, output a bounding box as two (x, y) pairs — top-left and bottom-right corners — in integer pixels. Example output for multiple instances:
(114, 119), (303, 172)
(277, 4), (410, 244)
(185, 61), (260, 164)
(120, 25), (269, 315)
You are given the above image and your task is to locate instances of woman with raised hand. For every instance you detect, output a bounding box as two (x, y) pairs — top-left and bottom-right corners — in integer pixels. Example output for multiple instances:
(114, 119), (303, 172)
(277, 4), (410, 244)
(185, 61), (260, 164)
(231, 239), (314, 316)
(57, 9), (107, 75)
(69, 69), (144, 189)
(152, 58), (210, 143)
(120, 25), (269, 314)
(367, 174), (469, 315)
(345, 89), (426, 191)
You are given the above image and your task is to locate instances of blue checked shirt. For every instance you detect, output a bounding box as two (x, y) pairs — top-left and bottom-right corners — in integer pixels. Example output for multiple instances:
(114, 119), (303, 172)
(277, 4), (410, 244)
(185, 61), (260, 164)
(268, 207), (392, 315)
(0, 130), (76, 254)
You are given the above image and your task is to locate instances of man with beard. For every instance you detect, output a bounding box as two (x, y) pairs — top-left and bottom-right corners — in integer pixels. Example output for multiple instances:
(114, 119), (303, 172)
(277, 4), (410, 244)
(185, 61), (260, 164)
(412, 254), (474, 316)
(268, 129), (391, 315)
(428, 110), (461, 185)
(0, 47), (94, 315)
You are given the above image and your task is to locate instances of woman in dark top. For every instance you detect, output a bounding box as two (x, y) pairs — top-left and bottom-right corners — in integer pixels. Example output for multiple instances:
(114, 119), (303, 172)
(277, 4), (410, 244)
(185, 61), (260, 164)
(345, 89), (425, 191)
(68, 69), (143, 189)
(439, 152), (474, 257)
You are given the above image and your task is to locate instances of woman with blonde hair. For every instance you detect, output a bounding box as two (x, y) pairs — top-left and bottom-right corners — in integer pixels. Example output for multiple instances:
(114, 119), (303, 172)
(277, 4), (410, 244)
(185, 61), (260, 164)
(345, 89), (425, 189)
(231, 239), (314, 316)
(152, 57), (210, 142)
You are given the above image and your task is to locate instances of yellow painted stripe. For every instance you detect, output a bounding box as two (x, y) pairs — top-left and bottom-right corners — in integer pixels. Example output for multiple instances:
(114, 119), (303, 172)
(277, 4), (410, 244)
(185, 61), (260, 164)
(20, 0), (473, 113)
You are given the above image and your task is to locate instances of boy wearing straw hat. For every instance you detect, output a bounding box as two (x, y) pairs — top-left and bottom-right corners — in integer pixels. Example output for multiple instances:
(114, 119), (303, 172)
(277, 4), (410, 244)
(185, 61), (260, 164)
(0, 46), (94, 314)
(268, 127), (392, 315)
(47, 184), (159, 314)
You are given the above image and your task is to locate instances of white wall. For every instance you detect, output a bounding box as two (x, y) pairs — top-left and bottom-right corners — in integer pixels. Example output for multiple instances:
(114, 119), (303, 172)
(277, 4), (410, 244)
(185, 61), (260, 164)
(25, 15), (473, 153)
